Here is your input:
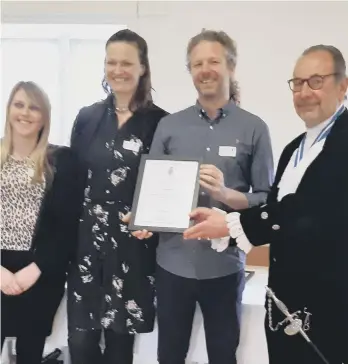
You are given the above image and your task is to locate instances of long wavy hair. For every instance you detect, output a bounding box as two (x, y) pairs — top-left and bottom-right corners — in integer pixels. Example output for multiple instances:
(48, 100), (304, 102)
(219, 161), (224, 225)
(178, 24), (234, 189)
(101, 29), (153, 111)
(186, 29), (240, 105)
(1, 81), (52, 184)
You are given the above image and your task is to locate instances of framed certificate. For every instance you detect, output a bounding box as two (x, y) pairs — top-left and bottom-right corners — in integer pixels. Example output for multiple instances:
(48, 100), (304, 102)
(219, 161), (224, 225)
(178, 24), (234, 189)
(129, 155), (201, 233)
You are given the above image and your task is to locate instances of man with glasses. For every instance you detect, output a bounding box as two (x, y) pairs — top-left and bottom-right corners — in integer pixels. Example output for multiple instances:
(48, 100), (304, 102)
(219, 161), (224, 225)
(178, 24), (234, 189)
(184, 45), (348, 364)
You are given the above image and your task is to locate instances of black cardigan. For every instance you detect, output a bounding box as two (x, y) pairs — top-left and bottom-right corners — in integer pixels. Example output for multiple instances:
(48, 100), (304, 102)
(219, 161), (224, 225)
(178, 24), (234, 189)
(30, 146), (83, 277)
(70, 97), (168, 160)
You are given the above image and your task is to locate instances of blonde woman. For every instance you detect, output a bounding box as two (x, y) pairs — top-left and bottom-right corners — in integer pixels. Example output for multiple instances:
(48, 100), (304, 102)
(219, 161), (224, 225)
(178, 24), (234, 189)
(0, 81), (82, 364)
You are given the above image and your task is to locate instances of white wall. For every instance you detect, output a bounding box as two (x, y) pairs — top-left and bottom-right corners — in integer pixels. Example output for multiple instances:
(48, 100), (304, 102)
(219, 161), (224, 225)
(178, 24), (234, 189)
(2, 1), (348, 161)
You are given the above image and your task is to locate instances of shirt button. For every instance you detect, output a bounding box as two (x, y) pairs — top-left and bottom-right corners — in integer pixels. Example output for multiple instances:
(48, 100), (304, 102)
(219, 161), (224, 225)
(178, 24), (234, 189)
(273, 257), (277, 262)
(201, 191), (206, 196)
(210, 126), (213, 130)
(272, 224), (280, 230)
(206, 147), (211, 151)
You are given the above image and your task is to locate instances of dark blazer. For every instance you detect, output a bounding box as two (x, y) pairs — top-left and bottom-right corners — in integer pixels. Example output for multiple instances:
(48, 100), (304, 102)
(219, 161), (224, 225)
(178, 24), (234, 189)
(30, 145), (83, 277)
(1, 146), (83, 337)
(239, 108), (348, 284)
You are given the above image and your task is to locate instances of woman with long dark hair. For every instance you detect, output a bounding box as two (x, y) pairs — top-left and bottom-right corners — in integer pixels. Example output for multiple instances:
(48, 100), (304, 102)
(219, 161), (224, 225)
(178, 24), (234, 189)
(67, 29), (168, 364)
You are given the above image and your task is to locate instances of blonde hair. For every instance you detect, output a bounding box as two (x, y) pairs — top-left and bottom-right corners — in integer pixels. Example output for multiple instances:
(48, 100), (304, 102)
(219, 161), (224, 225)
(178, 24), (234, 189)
(1, 81), (52, 184)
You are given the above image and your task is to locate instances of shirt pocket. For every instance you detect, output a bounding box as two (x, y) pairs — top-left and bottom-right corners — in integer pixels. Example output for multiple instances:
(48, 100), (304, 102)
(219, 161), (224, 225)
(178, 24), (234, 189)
(236, 141), (252, 162)
(222, 142), (252, 185)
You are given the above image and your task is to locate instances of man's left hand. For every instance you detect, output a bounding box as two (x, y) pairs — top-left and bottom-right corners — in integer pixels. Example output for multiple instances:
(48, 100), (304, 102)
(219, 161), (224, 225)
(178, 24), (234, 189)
(199, 164), (226, 201)
(183, 207), (229, 240)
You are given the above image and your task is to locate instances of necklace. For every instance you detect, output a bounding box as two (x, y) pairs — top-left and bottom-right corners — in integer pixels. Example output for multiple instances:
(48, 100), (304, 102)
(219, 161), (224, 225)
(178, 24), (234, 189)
(10, 154), (31, 162)
(115, 106), (129, 113)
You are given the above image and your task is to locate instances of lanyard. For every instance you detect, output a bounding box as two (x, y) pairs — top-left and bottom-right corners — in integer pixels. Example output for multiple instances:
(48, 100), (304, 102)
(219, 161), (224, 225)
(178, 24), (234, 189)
(294, 105), (345, 167)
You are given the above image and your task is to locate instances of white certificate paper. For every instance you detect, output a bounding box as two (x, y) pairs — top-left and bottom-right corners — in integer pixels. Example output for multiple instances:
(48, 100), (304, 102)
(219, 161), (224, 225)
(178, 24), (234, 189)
(130, 158), (200, 232)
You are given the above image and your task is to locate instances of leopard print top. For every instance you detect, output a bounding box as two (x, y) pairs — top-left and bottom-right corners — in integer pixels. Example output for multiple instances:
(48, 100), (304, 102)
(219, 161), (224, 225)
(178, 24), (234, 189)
(0, 156), (45, 251)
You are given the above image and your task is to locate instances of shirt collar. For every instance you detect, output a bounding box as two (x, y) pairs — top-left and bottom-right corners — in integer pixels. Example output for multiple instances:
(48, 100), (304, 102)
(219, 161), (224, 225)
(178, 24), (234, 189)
(194, 100), (237, 122)
(306, 102), (345, 139)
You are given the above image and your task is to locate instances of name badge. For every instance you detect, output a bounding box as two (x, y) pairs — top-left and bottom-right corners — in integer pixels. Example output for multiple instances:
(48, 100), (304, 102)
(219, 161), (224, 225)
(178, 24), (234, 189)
(219, 146), (236, 157)
(123, 140), (140, 153)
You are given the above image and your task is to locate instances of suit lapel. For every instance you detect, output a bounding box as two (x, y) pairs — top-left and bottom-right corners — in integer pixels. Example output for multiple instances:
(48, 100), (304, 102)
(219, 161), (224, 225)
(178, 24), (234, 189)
(83, 106), (107, 148)
(75, 98), (111, 160)
(277, 108), (347, 198)
(268, 108), (347, 204)
(322, 107), (348, 151)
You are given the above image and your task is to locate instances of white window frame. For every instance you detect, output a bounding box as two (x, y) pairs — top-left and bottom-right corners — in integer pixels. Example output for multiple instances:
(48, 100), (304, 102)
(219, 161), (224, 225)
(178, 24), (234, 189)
(1, 24), (127, 145)
(1, 24), (127, 40)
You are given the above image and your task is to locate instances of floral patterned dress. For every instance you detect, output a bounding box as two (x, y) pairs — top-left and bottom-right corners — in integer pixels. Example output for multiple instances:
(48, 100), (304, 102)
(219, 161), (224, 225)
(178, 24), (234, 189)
(68, 97), (167, 334)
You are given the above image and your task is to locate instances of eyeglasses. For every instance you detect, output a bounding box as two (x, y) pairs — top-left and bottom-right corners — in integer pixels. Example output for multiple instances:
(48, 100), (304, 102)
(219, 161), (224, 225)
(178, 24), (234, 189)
(287, 73), (339, 92)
